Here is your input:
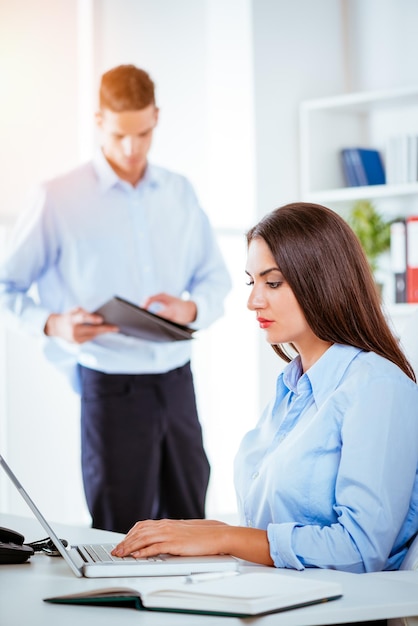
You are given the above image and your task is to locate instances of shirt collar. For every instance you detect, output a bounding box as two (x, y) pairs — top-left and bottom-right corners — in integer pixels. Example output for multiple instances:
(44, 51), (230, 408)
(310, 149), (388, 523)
(92, 149), (161, 193)
(281, 344), (363, 407)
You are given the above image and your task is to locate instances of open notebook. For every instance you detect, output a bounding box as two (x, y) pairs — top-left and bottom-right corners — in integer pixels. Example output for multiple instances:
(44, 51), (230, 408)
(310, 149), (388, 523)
(44, 571), (343, 617)
(0, 455), (239, 578)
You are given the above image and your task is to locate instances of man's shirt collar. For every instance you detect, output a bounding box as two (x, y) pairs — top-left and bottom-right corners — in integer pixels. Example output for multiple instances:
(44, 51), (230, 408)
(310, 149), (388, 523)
(92, 149), (161, 193)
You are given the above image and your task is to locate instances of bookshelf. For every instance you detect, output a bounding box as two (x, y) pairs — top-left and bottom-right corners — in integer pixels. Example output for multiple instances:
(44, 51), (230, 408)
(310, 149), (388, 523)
(299, 87), (418, 368)
(299, 85), (418, 215)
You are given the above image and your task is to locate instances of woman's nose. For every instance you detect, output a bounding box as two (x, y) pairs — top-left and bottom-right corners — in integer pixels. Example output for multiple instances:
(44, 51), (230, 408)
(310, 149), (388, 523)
(247, 287), (265, 311)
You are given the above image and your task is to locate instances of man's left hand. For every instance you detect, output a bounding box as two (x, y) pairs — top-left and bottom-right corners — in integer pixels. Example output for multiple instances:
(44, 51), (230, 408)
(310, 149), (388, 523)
(142, 293), (197, 325)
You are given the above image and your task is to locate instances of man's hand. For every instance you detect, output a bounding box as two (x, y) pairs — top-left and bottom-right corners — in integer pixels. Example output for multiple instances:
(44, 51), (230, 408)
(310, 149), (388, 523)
(44, 307), (119, 344)
(142, 293), (197, 325)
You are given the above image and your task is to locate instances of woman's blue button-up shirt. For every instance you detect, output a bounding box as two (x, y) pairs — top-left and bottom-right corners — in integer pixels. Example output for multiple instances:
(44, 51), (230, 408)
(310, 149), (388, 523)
(234, 343), (418, 572)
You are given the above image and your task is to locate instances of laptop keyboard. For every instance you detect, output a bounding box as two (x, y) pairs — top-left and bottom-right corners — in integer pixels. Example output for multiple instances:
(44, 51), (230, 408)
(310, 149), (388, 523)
(82, 544), (165, 563)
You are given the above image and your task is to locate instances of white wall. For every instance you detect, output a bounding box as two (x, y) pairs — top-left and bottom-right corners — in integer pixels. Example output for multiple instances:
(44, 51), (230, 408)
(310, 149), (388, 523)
(0, 0), (87, 521)
(252, 0), (348, 403)
(0, 0), (80, 218)
(346, 0), (418, 92)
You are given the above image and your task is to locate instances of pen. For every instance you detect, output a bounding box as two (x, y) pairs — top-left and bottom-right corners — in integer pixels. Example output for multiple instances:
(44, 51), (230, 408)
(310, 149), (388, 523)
(185, 570), (240, 584)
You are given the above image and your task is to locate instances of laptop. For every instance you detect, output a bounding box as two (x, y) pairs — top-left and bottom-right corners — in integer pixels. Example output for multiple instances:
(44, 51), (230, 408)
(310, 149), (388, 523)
(0, 454), (239, 578)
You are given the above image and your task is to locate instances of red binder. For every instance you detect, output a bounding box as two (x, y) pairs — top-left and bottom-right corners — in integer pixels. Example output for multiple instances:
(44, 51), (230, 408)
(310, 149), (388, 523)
(406, 215), (418, 303)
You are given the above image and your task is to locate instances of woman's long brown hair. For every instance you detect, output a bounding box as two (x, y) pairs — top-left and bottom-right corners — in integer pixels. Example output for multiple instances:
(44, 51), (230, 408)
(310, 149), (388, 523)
(247, 202), (416, 382)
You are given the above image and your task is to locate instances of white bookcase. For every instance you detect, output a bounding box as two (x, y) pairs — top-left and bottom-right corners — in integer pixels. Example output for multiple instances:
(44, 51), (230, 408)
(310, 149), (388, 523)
(299, 85), (418, 215)
(299, 87), (418, 374)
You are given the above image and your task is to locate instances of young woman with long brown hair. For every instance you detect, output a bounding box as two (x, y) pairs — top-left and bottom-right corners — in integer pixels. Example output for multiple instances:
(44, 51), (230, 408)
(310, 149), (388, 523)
(113, 202), (418, 574)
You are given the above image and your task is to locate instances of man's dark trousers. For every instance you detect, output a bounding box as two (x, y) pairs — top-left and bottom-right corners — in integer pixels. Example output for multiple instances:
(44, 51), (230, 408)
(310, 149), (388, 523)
(79, 362), (210, 533)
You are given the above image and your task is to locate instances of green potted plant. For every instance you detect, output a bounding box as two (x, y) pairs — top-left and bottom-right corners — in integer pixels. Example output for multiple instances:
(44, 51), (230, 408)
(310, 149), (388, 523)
(346, 199), (391, 274)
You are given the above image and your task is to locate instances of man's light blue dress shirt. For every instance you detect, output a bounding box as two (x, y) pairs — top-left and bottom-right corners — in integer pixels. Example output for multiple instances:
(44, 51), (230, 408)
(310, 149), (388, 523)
(234, 343), (418, 572)
(0, 151), (231, 389)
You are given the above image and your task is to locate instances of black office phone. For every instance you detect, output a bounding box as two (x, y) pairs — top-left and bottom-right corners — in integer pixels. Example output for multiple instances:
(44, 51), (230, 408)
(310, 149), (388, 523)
(0, 526), (34, 564)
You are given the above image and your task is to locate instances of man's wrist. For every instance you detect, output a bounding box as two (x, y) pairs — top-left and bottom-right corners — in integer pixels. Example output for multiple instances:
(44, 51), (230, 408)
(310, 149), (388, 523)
(186, 300), (197, 323)
(44, 313), (58, 336)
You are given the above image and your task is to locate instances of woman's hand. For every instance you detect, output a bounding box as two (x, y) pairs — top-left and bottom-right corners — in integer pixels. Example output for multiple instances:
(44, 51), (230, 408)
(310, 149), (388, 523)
(111, 518), (274, 567)
(112, 519), (227, 559)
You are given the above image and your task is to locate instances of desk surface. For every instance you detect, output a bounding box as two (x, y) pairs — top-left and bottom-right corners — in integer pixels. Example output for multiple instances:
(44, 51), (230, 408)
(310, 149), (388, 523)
(1, 513), (418, 626)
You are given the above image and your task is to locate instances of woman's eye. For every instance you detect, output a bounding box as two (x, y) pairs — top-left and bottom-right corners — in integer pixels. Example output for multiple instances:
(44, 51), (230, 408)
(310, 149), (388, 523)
(245, 280), (254, 286)
(266, 281), (282, 289)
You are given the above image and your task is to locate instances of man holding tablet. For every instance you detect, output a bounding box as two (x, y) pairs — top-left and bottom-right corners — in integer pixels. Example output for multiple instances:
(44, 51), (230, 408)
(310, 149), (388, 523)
(0, 64), (231, 534)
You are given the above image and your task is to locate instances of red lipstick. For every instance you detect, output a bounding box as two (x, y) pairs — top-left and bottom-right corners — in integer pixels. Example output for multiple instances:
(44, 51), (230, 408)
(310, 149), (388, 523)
(257, 317), (274, 329)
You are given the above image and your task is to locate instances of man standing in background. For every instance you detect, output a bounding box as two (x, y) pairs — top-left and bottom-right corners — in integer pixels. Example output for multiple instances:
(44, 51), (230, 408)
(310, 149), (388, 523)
(0, 64), (231, 533)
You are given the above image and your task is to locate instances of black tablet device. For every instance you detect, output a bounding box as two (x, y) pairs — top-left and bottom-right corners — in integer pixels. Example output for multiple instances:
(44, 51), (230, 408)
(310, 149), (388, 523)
(94, 296), (195, 342)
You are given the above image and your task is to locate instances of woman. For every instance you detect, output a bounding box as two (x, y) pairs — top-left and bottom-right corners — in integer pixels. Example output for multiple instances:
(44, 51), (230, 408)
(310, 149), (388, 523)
(113, 202), (418, 573)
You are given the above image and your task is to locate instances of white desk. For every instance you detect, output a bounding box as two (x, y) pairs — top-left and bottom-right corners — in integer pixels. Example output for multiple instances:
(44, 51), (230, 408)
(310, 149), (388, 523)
(1, 513), (418, 626)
